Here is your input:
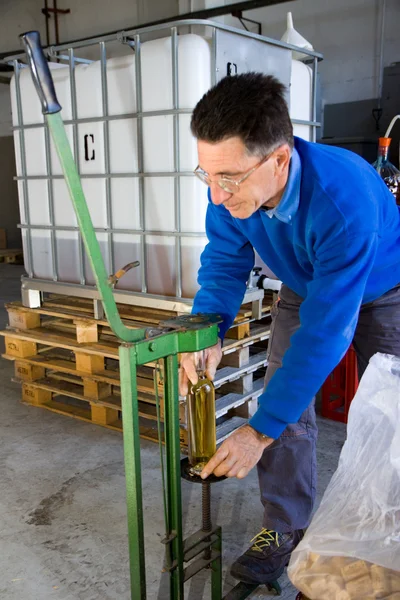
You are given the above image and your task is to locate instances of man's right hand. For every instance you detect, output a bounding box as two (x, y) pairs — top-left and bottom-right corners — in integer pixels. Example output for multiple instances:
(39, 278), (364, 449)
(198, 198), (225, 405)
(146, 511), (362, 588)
(179, 339), (223, 396)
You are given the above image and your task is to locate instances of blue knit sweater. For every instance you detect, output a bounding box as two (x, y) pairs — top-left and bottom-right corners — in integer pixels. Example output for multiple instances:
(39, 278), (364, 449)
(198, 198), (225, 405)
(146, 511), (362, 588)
(192, 137), (400, 438)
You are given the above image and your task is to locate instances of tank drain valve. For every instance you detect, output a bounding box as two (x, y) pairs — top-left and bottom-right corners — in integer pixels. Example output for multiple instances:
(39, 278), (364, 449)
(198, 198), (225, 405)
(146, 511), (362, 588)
(108, 261), (140, 287)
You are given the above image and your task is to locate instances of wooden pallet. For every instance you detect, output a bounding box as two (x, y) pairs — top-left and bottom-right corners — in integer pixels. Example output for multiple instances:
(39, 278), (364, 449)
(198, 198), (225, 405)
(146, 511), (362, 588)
(9, 346), (267, 418)
(1, 294), (271, 446)
(1, 326), (269, 400)
(11, 370), (265, 449)
(3, 298), (271, 353)
(6, 344), (268, 449)
(4, 293), (272, 340)
(0, 249), (23, 264)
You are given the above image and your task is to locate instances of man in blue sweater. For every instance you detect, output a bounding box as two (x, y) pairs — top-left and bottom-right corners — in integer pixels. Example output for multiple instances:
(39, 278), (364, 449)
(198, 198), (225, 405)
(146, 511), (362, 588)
(179, 73), (400, 585)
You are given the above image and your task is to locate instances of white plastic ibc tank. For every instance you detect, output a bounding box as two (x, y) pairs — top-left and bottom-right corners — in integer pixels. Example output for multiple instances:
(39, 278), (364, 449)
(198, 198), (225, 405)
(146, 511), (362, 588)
(10, 36), (313, 298)
(11, 34), (211, 297)
(290, 59), (313, 141)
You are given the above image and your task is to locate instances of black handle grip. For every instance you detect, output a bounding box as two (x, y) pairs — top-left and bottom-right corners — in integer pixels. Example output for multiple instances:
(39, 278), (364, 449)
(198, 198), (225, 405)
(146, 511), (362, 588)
(20, 31), (62, 115)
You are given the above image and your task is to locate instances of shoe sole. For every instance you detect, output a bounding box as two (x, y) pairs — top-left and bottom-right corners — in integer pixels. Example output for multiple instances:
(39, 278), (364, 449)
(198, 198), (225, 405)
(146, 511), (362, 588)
(230, 563), (287, 585)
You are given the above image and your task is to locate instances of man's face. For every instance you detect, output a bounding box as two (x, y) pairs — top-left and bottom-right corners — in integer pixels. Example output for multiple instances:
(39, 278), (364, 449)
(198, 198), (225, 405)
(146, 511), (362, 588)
(197, 136), (290, 220)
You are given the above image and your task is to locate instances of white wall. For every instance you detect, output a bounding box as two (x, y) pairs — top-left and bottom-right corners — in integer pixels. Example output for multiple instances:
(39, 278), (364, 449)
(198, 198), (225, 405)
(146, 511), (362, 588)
(0, 0), (180, 136)
(219, 0), (400, 107)
(0, 0), (45, 135)
(0, 85), (12, 136)
(56, 0), (179, 46)
(0, 0), (179, 54)
(1, 0), (399, 128)
(0, 0), (44, 55)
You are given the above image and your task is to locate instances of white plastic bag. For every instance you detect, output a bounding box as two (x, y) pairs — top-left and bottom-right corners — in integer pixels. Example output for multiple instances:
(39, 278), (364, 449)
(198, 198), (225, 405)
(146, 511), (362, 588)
(288, 353), (400, 600)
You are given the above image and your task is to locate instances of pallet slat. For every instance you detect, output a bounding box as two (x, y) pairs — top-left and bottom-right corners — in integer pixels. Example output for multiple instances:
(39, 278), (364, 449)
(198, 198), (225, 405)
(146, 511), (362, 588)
(215, 379), (264, 419)
(214, 352), (267, 388)
(1, 327), (120, 358)
(18, 377), (158, 419)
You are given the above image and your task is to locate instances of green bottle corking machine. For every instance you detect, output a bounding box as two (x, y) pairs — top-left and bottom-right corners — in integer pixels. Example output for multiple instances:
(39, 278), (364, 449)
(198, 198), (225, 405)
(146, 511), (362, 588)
(19, 31), (282, 600)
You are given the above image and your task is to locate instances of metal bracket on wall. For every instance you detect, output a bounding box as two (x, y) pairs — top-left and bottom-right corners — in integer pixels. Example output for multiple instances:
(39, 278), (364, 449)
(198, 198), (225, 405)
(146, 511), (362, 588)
(42, 1), (71, 48)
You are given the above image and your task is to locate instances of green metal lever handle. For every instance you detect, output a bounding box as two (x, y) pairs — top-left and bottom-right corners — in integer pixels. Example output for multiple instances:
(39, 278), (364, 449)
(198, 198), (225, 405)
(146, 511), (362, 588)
(19, 31), (62, 115)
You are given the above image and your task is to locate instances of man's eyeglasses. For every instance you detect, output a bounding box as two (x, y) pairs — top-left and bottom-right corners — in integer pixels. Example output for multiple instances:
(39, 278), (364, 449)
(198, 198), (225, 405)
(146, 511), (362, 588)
(193, 153), (272, 194)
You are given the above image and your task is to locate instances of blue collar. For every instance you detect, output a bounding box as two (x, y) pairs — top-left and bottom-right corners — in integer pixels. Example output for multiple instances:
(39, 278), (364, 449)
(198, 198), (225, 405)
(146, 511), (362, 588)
(261, 148), (301, 223)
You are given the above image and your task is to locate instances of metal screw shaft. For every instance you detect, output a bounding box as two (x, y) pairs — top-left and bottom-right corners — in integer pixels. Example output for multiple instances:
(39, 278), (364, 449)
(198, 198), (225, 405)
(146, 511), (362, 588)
(202, 481), (212, 561)
(202, 481), (212, 532)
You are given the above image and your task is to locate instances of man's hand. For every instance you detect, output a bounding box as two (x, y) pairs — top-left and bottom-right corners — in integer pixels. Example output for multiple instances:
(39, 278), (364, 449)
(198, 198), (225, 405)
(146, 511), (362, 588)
(201, 424), (274, 480)
(179, 339), (223, 396)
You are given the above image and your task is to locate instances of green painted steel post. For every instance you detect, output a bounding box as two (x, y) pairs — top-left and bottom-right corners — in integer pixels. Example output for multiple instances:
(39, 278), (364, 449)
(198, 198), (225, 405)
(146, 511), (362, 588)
(119, 343), (147, 600)
(163, 354), (185, 599)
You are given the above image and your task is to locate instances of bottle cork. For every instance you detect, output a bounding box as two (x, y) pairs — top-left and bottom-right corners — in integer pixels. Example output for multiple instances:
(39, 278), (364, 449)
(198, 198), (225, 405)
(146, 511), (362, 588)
(335, 590), (350, 600)
(335, 591), (351, 600)
(326, 556), (348, 575)
(341, 559), (370, 582)
(346, 573), (373, 598)
(305, 552), (321, 572)
(371, 563), (392, 597)
(308, 552), (320, 564)
(389, 570), (400, 593)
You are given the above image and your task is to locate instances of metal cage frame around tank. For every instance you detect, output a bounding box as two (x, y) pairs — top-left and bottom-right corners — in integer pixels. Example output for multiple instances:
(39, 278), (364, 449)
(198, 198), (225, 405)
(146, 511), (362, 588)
(3, 18), (322, 315)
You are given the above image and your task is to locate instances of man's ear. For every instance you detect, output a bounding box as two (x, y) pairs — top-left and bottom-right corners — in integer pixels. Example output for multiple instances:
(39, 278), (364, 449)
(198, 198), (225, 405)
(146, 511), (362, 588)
(274, 145), (291, 175)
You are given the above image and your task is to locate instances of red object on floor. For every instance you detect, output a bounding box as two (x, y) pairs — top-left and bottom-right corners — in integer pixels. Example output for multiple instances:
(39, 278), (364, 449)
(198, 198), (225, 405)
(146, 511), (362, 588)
(321, 345), (359, 423)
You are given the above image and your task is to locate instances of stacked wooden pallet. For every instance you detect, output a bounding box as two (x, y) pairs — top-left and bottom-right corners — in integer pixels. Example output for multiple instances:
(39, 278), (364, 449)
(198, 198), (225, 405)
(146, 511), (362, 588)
(0, 294), (272, 449)
(0, 249), (24, 264)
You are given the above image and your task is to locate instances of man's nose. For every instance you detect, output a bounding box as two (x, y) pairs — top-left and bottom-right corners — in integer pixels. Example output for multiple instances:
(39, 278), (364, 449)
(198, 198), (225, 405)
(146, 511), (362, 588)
(209, 183), (232, 206)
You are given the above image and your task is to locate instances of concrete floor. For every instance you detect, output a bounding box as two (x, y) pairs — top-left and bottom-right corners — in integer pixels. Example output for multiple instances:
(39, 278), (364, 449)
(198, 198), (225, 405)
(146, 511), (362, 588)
(0, 263), (347, 600)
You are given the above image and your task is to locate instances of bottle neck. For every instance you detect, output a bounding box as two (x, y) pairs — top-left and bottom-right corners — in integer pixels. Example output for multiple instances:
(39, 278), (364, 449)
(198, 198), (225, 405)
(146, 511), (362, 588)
(378, 145), (389, 160)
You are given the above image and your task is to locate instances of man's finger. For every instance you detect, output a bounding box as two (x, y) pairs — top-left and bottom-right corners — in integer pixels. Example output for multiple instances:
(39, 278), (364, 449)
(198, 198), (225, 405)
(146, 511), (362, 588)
(181, 357), (199, 387)
(179, 367), (189, 396)
(237, 466), (250, 479)
(213, 455), (237, 478)
(206, 351), (220, 381)
(226, 463), (243, 478)
(201, 446), (229, 479)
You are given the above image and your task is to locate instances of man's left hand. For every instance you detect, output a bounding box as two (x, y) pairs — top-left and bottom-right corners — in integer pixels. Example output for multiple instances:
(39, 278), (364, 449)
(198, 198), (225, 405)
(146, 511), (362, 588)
(201, 424), (274, 480)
